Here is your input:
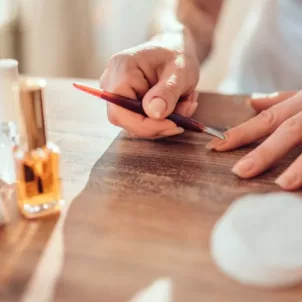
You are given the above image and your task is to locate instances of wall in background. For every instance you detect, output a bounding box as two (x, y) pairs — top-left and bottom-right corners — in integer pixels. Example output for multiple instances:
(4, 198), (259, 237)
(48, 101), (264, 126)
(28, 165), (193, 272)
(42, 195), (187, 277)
(1, 0), (260, 90)
(0, 0), (18, 59)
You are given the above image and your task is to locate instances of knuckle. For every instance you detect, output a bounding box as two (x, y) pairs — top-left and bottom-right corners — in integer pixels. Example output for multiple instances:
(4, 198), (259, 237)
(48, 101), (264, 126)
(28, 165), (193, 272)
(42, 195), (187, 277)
(172, 49), (184, 61)
(159, 78), (180, 102)
(281, 117), (302, 137)
(255, 145), (271, 161)
(151, 46), (175, 61)
(165, 81), (179, 98)
(296, 91), (302, 98)
(109, 52), (136, 72)
(258, 109), (277, 129)
(109, 53), (125, 64)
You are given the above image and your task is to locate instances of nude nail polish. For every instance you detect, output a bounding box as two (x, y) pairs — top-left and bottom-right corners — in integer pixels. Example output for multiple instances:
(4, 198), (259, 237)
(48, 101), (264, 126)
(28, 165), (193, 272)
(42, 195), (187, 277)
(205, 139), (225, 150)
(275, 173), (297, 189)
(250, 93), (269, 99)
(191, 91), (198, 103)
(148, 97), (167, 119)
(186, 102), (198, 117)
(160, 127), (184, 137)
(232, 158), (256, 177)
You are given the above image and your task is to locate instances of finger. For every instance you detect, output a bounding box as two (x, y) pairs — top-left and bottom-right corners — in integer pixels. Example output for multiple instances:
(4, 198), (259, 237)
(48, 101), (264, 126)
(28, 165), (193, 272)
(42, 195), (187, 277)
(105, 73), (149, 127)
(142, 59), (194, 120)
(231, 112), (302, 179)
(108, 103), (177, 138)
(99, 68), (108, 88)
(275, 153), (302, 191)
(250, 91), (298, 112)
(106, 70), (150, 100)
(206, 91), (302, 151)
(105, 64), (179, 137)
(174, 91), (199, 117)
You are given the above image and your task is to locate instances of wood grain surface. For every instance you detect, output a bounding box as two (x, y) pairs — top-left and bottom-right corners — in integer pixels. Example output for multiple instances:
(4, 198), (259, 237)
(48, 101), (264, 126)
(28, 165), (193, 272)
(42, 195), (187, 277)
(53, 91), (302, 301)
(0, 80), (301, 302)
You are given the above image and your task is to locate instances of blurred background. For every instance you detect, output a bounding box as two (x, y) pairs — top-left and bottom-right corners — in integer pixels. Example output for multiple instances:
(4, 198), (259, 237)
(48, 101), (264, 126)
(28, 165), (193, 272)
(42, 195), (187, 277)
(0, 0), (258, 90)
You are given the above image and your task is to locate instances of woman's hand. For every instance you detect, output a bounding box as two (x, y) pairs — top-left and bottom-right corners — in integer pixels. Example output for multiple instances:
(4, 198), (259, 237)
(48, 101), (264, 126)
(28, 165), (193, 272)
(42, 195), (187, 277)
(100, 39), (200, 140)
(206, 90), (302, 191)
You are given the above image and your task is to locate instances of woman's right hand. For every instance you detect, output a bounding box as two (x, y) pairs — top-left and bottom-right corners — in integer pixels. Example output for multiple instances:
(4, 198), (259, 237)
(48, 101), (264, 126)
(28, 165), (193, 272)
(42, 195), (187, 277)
(100, 40), (200, 139)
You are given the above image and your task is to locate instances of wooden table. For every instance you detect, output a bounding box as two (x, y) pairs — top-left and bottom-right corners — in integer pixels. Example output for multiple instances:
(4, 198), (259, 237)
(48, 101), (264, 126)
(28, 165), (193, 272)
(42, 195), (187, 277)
(0, 78), (302, 302)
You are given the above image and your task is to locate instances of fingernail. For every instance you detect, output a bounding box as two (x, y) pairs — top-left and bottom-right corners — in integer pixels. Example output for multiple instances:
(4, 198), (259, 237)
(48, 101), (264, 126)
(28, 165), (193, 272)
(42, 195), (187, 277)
(275, 173), (297, 189)
(232, 158), (256, 177)
(148, 97), (167, 119)
(268, 92), (280, 98)
(205, 138), (226, 150)
(191, 91), (198, 103)
(128, 132), (137, 138)
(186, 102), (198, 117)
(251, 93), (268, 99)
(160, 127), (184, 137)
(151, 127), (184, 140)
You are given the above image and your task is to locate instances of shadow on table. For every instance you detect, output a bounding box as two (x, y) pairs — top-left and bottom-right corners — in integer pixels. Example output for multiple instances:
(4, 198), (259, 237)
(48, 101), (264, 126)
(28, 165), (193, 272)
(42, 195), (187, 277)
(0, 186), (59, 302)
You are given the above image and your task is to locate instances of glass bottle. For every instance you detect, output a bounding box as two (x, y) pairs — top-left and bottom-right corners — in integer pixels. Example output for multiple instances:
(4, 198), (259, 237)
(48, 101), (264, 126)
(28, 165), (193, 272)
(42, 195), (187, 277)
(14, 78), (64, 219)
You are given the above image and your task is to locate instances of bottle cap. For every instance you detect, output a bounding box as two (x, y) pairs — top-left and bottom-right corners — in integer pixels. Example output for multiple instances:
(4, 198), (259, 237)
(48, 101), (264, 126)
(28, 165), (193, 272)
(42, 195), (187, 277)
(0, 59), (19, 123)
(19, 78), (47, 150)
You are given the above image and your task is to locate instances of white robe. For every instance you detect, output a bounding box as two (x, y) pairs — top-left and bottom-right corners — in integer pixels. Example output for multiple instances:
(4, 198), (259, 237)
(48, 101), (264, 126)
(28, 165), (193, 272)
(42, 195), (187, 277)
(219, 0), (302, 94)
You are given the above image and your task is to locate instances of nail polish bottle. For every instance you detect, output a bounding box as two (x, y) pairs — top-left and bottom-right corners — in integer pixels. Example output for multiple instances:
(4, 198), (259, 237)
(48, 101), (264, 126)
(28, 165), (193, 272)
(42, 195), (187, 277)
(14, 78), (64, 219)
(0, 59), (21, 184)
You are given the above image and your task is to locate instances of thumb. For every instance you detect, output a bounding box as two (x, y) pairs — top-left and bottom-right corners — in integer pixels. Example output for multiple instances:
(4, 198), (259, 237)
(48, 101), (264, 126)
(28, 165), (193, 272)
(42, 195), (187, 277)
(142, 70), (187, 120)
(250, 91), (298, 112)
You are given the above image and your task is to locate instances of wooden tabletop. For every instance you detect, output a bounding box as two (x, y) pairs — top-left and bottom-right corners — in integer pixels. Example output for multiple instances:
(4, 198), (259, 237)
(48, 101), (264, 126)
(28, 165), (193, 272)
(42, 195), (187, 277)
(0, 78), (302, 302)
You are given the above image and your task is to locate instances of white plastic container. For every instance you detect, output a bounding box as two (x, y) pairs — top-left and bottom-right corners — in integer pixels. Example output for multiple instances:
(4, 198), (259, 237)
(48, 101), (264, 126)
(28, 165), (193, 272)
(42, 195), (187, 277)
(0, 59), (20, 184)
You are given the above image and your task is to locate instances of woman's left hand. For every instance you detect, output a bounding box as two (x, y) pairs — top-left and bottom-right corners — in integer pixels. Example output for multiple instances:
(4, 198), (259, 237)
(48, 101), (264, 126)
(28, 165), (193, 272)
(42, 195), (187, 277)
(206, 90), (302, 191)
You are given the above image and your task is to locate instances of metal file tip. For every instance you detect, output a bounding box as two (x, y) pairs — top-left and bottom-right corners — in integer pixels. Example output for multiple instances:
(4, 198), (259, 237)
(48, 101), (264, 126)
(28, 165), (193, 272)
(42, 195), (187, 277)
(203, 126), (226, 140)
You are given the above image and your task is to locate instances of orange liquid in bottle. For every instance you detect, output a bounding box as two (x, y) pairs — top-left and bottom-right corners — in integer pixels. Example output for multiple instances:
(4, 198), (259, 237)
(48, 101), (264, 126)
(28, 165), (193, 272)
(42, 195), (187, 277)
(14, 142), (63, 218)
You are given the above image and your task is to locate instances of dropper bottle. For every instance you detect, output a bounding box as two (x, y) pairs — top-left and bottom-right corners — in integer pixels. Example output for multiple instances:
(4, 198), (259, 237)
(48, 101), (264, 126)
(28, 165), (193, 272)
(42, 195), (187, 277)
(0, 59), (21, 184)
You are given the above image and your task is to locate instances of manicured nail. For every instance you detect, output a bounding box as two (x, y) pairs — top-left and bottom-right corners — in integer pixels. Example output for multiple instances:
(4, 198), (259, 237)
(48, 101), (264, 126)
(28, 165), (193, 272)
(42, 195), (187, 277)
(186, 102), (198, 117)
(232, 158), (256, 177)
(275, 173), (297, 189)
(268, 92), (280, 98)
(128, 132), (137, 138)
(205, 138), (226, 150)
(148, 97), (167, 119)
(151, 127), (184, 140)
(251, 93), (268, 99)
(160, 127), (184, 137)
(191, 91), (198, 103)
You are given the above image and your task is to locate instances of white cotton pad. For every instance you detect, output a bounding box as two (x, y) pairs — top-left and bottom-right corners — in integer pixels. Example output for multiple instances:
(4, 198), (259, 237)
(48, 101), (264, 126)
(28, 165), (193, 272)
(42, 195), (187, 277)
(210, 192), (302, 288)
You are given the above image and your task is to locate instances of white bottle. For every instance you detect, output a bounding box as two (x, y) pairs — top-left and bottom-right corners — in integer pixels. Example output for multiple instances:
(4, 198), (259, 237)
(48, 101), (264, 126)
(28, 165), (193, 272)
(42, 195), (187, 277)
(0, 59), (20, 184)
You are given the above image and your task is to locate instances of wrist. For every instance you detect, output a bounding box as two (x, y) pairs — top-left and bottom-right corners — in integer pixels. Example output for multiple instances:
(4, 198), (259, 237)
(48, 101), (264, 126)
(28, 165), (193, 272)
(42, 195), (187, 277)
(150, 27), (202, 64)
(151, 24), (212, 66)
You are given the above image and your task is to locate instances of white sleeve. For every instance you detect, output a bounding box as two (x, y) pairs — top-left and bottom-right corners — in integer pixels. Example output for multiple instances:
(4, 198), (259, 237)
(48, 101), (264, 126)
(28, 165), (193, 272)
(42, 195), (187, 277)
(219, 0), (302, 94)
